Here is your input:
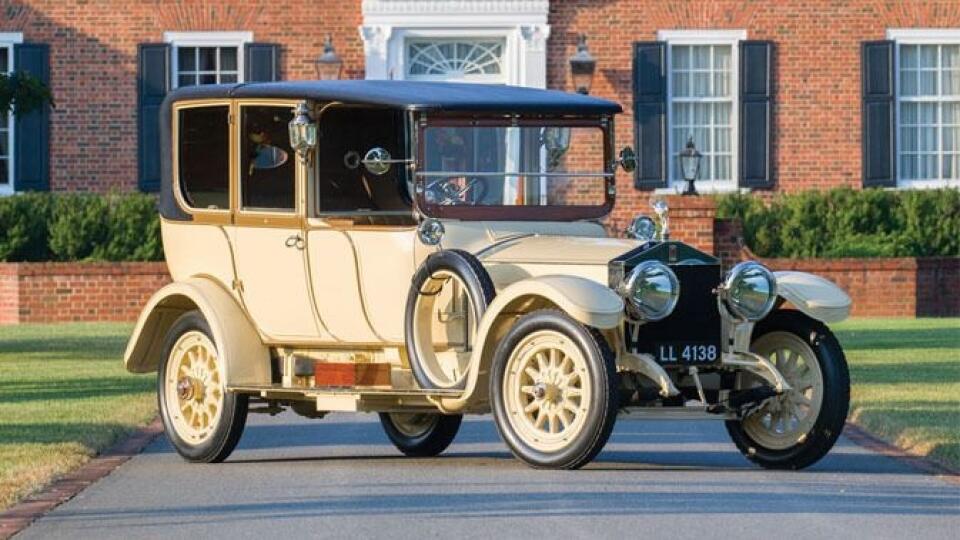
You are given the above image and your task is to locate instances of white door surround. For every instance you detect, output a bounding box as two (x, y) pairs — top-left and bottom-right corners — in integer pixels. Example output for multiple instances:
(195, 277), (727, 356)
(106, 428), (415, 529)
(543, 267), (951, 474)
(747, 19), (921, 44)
(360, 0), (549, 88)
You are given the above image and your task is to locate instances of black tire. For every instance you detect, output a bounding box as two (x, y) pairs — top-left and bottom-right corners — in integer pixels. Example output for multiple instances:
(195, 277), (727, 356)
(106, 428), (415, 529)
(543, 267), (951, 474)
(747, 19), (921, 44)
(158, 310), (248, 463)
(725, 310), (850, 470)
(490, 310), (619, 470)
(379, 413), (463, 457)
(405, 249), (496, 390)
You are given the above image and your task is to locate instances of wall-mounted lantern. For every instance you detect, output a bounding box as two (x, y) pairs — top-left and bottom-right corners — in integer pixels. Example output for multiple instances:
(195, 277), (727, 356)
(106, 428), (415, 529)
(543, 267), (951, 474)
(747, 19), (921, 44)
(678, 136), (703, 196)
(568, 34), (596, 95)
(314, 34), (343, 80)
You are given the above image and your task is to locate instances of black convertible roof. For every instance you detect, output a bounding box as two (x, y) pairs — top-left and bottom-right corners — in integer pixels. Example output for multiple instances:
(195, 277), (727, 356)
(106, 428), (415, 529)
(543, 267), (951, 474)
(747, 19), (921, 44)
(163, 80), (623, 115)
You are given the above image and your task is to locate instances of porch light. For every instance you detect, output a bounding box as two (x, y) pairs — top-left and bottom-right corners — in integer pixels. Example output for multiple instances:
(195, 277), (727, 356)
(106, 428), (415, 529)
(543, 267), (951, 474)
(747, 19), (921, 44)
(678, 136), (703, 196)
(568, 34), (596, 95)
(288, 102), (317, 160)
(314, 34), (343, 80)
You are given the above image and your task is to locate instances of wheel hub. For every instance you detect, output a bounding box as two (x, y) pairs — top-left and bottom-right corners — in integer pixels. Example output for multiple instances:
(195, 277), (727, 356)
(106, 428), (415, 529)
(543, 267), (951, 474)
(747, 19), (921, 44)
(176, 376), (205, 402)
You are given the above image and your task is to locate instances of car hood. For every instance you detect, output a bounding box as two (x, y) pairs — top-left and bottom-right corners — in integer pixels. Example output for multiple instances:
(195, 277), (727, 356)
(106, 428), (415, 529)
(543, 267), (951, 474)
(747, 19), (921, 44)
(476, 235), (639, 266)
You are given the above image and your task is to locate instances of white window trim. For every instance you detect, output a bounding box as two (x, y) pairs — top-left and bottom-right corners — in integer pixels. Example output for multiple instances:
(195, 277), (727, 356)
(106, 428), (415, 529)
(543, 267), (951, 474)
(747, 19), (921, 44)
(656, 29), (746, 194)
(0, 32), (23, 196)
(163, 31), (253, 89)
(887, 28), (960, 189)
(396, 29), (516, 84)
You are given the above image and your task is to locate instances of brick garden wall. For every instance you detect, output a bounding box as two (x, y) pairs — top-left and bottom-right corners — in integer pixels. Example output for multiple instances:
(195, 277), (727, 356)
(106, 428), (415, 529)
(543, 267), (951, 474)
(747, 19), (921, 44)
(0, 263), (170, 324)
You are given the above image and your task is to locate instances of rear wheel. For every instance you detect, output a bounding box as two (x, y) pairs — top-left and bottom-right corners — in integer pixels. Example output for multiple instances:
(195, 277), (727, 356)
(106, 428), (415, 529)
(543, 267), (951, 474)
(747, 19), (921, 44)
(158, 311), (247, 463)
(379, 413), (462, 457)
(490, 310), (618, 469)
(725, 310), (849, 470)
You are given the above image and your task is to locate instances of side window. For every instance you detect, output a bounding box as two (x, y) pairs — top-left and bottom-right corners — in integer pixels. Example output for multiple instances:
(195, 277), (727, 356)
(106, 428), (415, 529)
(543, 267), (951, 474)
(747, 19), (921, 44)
(317, 107), (411, 213)
(178, 106), (230, 210)
(240, 106), (295, 211)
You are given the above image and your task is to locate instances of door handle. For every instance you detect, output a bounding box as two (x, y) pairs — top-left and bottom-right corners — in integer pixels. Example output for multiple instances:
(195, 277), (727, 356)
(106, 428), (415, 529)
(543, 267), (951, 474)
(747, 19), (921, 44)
(285, 234), (305, 250)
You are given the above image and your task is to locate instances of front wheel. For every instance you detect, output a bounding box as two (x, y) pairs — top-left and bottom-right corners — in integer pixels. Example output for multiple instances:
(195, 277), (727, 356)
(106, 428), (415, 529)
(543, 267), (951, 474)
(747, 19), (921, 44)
(158, 311), (248, 463)
(490, 310), (619, 470)
(379, 413), (462, 457)
(725, 310), (850, 470)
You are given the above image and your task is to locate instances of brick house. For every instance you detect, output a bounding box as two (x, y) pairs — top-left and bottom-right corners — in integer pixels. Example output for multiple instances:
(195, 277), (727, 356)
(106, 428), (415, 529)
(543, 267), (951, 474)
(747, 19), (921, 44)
(0, 0), (957, 323)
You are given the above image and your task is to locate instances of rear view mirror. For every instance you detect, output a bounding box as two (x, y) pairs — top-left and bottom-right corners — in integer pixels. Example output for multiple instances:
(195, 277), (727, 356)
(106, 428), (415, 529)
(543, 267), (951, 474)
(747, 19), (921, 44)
(618, 146), (637, 173)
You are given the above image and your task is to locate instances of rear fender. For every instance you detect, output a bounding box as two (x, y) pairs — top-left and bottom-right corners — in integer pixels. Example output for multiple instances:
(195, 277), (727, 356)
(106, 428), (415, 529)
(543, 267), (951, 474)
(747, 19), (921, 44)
(123, 277), (271, 386)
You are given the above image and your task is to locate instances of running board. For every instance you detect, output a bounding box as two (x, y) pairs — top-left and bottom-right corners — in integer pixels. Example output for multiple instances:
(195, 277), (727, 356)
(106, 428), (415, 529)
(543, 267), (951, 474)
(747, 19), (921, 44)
(227, 384), (462, 413)
(618, 406), (737, 421)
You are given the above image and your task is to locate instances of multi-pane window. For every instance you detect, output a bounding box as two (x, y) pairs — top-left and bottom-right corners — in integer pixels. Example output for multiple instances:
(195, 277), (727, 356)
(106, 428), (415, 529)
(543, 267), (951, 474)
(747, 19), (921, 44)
(898, 43), (960, 181)
(670, 44), (734, 184)
(175, 46), (239, 87)
(406, 39), (504, 80)
(0, 46), (10, 187)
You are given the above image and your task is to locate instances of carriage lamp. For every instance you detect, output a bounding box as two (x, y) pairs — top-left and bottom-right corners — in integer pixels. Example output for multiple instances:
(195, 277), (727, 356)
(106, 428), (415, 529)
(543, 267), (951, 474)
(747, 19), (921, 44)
(568, 34), (597, 95)
(288, 102), (317, 161)
(678, 136), (703, 196)
(720, 262), (778, 322)
(314, 34), (343, 80)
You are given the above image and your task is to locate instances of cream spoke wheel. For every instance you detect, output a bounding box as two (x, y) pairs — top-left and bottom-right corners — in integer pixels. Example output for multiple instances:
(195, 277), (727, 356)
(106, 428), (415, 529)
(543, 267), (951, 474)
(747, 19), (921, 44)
(742, 332), (825, 450)
(164, 331), (225, 446)
(502, 330), (592, 453)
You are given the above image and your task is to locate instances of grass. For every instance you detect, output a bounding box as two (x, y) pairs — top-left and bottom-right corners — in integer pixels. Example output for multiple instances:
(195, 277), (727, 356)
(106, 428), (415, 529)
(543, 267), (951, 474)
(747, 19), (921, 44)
(0, 323), (154, 510)
(832, 318), (960, 470)
(0, 318), (955, 510)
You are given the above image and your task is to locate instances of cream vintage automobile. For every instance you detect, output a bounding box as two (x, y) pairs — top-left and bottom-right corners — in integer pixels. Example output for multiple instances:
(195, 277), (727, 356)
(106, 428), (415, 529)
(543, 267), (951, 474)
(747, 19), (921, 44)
(124, 80), (852, 470)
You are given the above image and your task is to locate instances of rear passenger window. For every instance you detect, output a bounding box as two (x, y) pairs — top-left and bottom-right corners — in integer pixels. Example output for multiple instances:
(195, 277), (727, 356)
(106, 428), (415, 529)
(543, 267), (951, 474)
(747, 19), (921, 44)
(240, 106), (296, 211)
(178, 106), (230, 210)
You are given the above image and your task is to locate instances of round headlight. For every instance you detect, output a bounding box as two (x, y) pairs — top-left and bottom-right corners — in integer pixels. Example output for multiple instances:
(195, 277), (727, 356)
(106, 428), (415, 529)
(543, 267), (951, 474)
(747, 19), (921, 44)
(721, 262), (778, 321)
(626, 215), (657, 242)
(618, 260), (680, 321)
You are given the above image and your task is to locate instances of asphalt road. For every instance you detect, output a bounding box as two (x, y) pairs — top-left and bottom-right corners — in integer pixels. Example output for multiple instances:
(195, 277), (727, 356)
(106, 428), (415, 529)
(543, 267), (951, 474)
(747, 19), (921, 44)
(18, 412), (960, 540)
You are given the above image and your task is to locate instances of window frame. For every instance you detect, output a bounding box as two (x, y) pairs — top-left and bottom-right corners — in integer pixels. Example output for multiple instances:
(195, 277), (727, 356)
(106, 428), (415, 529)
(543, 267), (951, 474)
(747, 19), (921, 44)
(171, 100), (234, 225)
(164, 31), (252, 89)
(657, 29), (745, 194)
(233, 99), (303, 228)
(0, 32), (23, 195)
(887, 28), (960, 189)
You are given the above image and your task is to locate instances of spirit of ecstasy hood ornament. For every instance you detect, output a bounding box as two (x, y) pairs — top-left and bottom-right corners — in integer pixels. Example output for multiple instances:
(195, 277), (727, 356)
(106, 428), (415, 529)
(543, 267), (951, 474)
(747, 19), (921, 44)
(651, 198), (669, 241)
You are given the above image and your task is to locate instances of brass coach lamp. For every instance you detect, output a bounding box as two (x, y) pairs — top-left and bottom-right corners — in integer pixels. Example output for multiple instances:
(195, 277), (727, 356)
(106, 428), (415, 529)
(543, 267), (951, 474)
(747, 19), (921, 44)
(289, 102), (317, 161)
(568, 34), (597, 95)
(314, 34), (344, 80)
(679, 136), (703, 196)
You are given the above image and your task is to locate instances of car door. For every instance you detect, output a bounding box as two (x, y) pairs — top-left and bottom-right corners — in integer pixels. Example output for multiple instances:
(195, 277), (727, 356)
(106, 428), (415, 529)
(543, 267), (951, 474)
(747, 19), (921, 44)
(231, 101), (322, 340)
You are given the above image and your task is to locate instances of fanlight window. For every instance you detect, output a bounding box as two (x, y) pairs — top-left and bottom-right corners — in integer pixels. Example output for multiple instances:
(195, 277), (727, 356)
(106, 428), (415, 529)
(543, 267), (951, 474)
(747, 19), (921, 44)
(407, 39), (504, 79)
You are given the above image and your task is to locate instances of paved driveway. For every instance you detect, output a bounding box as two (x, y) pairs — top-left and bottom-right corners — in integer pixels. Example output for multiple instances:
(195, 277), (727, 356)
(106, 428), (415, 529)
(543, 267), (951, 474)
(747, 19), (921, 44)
(18, 412), (960, 539)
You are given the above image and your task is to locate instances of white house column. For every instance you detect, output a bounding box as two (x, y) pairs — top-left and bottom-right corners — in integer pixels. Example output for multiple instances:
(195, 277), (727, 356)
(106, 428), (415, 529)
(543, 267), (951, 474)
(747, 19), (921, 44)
(360, 25), (393, 80)
(519, 24), (549, 88)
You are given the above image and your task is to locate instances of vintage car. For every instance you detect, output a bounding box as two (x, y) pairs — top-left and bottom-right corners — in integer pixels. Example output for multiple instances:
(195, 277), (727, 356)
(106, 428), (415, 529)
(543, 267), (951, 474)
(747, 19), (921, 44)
(124, 80), (852, 470)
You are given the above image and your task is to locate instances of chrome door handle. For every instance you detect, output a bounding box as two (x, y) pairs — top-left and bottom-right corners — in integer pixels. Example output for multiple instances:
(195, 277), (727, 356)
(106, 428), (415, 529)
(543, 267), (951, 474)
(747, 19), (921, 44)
(285, 234), (305, 250)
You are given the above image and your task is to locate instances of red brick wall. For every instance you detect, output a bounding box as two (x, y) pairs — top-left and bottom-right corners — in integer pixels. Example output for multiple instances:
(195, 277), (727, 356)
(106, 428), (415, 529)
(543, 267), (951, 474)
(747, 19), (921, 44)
(547, 0), (960, 228)
(0, 262), (170, 324)
(2, 0), (364, 192)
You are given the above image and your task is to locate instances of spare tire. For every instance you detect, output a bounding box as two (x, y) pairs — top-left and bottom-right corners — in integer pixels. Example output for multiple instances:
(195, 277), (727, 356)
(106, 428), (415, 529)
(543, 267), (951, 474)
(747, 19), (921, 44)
(405, 249), (496, 390)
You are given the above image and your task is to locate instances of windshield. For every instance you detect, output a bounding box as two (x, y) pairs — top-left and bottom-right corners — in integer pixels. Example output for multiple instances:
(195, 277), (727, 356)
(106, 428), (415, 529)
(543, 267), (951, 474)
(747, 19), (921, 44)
(417, 120), (613, 220)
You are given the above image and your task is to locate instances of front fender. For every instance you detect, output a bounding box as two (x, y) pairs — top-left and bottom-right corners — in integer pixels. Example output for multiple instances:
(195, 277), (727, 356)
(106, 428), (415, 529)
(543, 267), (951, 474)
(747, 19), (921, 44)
(123, 277), (271, 386)
(774, 271), (852, 323)
(432, 275), (623, 413)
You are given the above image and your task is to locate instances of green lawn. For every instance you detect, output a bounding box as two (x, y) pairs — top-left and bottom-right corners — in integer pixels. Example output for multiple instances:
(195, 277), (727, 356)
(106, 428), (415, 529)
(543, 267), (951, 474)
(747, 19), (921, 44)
(833, 318), (960, 469)
(0, 323), (155, 510)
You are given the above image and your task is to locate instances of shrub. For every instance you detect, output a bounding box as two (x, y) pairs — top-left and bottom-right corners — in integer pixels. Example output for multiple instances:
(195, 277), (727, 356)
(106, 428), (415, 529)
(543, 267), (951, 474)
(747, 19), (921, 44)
(717, 188), (960, 258)
(0, 192), (162, 262)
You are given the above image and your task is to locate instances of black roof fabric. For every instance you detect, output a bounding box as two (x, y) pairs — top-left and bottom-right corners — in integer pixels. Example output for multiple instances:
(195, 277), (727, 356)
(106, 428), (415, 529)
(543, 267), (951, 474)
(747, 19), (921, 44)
(162, 80), (623, 115)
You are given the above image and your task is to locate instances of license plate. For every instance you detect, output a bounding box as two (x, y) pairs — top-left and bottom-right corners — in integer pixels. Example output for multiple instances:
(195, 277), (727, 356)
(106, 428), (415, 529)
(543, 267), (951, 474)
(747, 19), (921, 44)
(653, 342), (719, 365)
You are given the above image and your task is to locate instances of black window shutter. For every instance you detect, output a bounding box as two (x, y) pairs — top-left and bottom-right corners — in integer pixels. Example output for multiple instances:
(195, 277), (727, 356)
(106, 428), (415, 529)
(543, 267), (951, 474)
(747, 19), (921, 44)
(633, 42), (667, 189)
(245, 43), (279, 82)
(739, 41), (774, 189)
(14, 43), (50, 192)
(862, 40), (896, 187)
(137, 44), (170, 192)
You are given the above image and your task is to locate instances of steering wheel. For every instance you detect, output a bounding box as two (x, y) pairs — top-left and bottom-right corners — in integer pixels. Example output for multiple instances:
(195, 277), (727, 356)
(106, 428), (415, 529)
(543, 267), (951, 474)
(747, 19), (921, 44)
(426, 176), (488, 205)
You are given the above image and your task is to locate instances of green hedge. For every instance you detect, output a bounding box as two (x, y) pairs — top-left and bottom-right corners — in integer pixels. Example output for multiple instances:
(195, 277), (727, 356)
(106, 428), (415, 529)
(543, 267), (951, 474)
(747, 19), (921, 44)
(716, 188), (960, 258)
(0, 193), (162, 262)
